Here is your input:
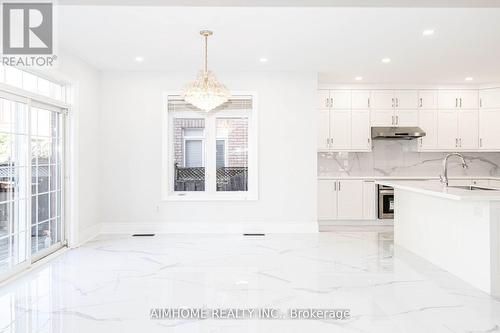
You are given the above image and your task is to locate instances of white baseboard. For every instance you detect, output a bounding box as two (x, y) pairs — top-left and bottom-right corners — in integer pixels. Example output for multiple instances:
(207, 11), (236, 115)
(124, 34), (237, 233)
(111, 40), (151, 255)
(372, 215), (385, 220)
(75, 223), (101, 247)
(319, 219), (394, 227)
(100, 221), (318, 234)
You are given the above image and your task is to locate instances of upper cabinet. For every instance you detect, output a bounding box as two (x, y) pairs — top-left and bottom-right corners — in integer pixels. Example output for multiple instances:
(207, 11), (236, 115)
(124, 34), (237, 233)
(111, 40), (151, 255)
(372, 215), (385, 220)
(331, 90), (352, 109)
(317, 89), (331, 110)
(371, 90), (418, 109)
(418, 90), (438, 109)
(438, 90), (478, 109)
(351, 90), (371, 109)
(479, 88), (500, 109)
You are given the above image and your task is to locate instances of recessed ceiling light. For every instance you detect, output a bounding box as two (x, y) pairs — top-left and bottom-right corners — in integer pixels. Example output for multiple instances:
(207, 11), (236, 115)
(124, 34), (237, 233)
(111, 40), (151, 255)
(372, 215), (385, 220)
(422, 29), (435, 36)
(259, 57), (268, 63)
(134, 56), (144, 62)
(465, 77), (474, 81)
(355, 76), (363, 81)
(381, 58), (391, 64)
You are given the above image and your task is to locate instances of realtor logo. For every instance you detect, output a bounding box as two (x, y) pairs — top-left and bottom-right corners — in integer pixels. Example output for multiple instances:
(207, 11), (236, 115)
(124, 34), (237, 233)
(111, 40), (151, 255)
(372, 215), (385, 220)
(2, 2), (53, 54)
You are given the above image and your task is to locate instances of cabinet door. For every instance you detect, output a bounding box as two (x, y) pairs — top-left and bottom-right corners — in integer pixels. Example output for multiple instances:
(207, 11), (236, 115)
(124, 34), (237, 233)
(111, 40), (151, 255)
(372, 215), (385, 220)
(437, 110), (458, 149)
(458, 90), (478, 109)
(371, 90), (395, 109)
(418, 90), (438, 109)
(418, 109), (438, 150)
(317, 110), (330, 150)
(371, 109), (394, 126)
(458, 110), (478, 150)
(479, 109), (500, 150)
(438, 90), (458, 109)
(318, 180), (338, 220)
(395, 110), (418, 126)
(317, 90), (330, 110)
(351, 110), (371, 151)
(330, 110), (351, 150)
(362, 181), (376, 220)
(337, 180), (363, 219)
(480, 89), (500, 109)
(352, 90), (371, 109)
(395, 90), (418, 109)
(332, 90), (351, 109)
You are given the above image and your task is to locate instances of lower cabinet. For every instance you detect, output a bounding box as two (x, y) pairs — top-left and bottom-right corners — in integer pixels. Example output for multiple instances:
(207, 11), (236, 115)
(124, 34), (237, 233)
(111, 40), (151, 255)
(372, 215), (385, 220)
(318, 179), (376, 220)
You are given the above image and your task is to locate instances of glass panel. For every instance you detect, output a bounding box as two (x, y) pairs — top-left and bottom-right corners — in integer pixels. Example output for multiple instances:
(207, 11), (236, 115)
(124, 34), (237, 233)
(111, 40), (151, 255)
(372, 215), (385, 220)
(12, 167), (27, 200)
(12, 232), (26, 266)
(34, 221), (50, 252)
(216, 118), (248, 192)
(0, 99), (12, 133)
(37, 193), (49, 222)
(49, 219), (56, 247)
(37, 167), (49, 193)
(0, 237), (8, 270)
(4, 67), (22, 88)
(0, 202), (10, 238)
(173, 118), (205, 192)
(0, 133), (11, 166)
(37, 78), (50, 97)
(22, 71), (37, 93)
(0, 168), (12, 203)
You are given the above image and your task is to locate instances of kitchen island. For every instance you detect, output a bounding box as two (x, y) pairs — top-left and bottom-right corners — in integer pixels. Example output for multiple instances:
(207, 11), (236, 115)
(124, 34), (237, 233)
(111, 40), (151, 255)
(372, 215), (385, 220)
(376, 180), (500, 297)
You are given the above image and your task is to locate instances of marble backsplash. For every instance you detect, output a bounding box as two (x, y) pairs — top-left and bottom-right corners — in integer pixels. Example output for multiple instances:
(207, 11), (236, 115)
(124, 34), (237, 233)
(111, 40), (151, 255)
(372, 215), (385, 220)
(318, 140), (500, 177)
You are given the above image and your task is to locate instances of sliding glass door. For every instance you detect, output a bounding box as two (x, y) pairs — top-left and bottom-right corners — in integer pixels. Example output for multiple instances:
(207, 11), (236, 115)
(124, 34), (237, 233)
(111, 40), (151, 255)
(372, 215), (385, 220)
(0, 92), (66, 279)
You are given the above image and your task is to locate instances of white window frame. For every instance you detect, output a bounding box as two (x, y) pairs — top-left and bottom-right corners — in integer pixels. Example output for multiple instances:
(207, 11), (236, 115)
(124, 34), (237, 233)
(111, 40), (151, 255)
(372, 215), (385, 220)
(162, 92), (258, 201)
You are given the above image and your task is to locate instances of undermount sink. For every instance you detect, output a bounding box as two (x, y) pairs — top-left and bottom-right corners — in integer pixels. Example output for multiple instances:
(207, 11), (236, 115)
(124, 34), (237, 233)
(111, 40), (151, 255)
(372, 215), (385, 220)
(447, 185), (499, 191)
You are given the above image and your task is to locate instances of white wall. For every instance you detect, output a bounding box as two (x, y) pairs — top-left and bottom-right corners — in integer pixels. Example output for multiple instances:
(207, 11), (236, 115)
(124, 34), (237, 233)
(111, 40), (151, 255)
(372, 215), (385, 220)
(49, 51), (102, 244)
(99, 71), (318, 233)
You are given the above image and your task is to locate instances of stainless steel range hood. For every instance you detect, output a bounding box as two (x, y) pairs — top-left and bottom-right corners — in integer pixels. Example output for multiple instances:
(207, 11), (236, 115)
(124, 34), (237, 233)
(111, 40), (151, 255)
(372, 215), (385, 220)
(371, 127), (426, 140)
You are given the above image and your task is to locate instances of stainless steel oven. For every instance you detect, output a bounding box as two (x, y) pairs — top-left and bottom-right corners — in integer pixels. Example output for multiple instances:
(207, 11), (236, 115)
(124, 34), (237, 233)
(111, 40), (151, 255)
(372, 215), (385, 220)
(378, 185), (394, 219)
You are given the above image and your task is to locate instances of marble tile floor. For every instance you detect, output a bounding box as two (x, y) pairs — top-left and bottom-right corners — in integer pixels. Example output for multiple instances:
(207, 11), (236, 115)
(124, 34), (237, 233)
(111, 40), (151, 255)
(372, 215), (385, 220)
(0, 231), (499, 333)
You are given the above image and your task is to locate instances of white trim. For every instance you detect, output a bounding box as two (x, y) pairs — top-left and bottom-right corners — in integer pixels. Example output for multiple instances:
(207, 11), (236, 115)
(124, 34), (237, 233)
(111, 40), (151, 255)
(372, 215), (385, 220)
(162, 91), (259, 201)
(100, 221), (317, 234)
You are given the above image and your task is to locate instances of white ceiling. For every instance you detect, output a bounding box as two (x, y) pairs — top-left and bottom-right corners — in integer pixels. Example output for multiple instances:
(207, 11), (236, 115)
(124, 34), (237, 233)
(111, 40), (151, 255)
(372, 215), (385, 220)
(58, 6), (500, 84)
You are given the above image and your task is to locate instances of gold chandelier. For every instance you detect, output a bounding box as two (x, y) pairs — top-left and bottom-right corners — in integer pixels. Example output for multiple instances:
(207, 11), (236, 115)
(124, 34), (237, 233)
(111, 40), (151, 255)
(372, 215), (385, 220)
(182, 30), (230, 112)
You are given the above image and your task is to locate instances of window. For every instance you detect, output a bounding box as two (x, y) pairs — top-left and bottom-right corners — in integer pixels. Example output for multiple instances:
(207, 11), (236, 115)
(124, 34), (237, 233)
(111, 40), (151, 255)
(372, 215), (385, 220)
(164, 94), (257, 200)
(0, 65), (66, 102)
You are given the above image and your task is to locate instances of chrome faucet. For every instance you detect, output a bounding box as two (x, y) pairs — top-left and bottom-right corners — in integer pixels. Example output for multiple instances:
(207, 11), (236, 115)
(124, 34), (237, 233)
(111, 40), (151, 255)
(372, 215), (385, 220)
(439, 153), (468, 186)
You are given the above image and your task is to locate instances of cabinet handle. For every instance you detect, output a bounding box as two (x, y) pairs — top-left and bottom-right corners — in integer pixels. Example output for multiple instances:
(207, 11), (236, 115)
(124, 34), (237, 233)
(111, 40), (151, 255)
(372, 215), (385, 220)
(420, 138), (423, 148)
(396, 98), (399, 108)
(455, 138), (458, 147)
(367, 98), (370, 108)
(391, 115), (394, 125)
(392, 98), (395, 108)
(334, 182), (337, 191)
(480, 98), (482, 108)
(480, 138), (483, 147)
(460, 98), (462, 108)
(459, 138), (462, 147)
(419, 98), (423, 108)
(455, 98), (458, 108)
(338, 181), (341, 191)
(396, 115), (399, 125)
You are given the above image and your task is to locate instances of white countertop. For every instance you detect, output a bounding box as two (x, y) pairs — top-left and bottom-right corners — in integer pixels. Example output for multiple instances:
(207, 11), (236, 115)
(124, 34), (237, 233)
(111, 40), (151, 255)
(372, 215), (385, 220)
(375, 180), (500, 201)
(317, 175), (500, 181)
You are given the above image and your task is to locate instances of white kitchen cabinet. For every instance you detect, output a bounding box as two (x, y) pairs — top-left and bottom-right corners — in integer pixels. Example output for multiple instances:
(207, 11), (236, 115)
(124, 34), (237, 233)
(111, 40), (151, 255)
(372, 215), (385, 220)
(395, 90), (418, 109)
(337, 180), (363, 219)
(479, 109), (500, 150)
(317, 109), (330, 150)
(488, 179), (500, 188)
(395, 109), (419, 126)
(351, 110), (371, 151)
(371, 109), (394, 126)
(418, 90), (438, 109)
(437, 110), (459, 149)
(318, 180), (338, 220)
(438, 90), (478, 109)
(418, 109), (438, 150)
(437, 109), (479, 150)
(362, 181), (376, 219)
(371, 90), (396, 109)
(332, 90), (351, 109)
(318, 90), (331, 110)
(457, 110), (478, 150)
(318, 179), (366, 220)
(471, 179), (490, 187)
(351, 90), (371, 109)
(330, 110), (351, 150)
(480, 89), (500, 109)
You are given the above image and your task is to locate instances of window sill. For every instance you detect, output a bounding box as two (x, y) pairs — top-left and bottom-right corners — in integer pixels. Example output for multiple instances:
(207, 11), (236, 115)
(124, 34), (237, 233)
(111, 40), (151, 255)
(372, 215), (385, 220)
(162, 193), (258, 202)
